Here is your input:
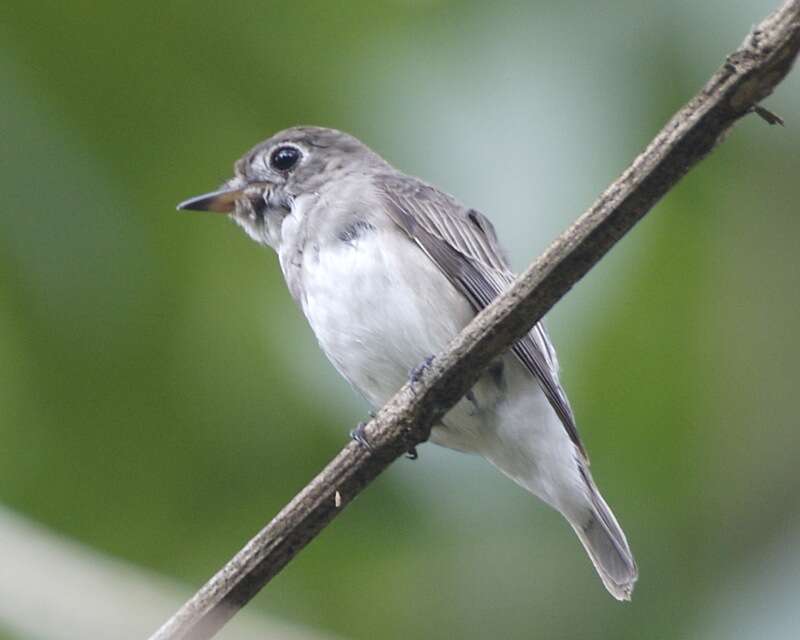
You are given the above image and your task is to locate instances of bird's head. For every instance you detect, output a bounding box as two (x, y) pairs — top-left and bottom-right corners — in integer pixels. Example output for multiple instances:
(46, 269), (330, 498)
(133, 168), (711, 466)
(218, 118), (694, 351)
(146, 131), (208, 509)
(177, 126), (385, 247)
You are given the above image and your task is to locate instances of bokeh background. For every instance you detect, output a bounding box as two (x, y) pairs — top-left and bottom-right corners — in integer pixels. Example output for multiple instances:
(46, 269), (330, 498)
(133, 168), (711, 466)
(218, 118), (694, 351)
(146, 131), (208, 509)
(2, 1), (799, 638)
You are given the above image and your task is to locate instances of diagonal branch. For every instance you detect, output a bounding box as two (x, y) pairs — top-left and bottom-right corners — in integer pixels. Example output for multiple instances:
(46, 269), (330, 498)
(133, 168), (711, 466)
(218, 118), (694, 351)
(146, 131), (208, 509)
(151, 2), (800, 638)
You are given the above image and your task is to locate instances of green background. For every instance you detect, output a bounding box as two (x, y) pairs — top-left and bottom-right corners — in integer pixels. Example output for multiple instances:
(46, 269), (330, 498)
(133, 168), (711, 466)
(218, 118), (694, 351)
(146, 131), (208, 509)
(2, 1), (799, 638)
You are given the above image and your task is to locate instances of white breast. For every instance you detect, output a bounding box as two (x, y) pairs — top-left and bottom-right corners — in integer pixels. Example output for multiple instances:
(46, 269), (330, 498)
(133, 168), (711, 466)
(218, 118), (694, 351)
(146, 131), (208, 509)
(275, 182), (504, 454)
(294, 222), (475, 408)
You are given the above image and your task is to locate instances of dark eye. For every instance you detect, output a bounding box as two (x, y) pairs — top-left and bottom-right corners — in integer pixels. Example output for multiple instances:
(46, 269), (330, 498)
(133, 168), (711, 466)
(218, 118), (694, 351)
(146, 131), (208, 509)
(269, 145), (301, 172)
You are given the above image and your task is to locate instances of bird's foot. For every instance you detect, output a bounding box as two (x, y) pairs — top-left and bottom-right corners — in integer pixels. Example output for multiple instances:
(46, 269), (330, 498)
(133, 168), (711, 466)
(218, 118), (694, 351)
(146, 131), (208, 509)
(410, 355), (435, 385)
(350, 422), (373, 451)
(351, 421), (416, 459)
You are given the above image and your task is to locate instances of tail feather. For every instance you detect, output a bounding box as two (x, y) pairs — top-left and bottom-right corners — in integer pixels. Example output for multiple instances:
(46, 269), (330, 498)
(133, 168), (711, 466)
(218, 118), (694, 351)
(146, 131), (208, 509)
(570, 476), (638, 601)
(473, 399), (637, 600)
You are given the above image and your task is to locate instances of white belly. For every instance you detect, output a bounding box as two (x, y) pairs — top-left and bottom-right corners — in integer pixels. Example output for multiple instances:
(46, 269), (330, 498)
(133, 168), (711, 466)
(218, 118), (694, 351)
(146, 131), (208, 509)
(295, 225), (474, 409)
(281, 219), (569, 469)
(253, 177), (587, 520)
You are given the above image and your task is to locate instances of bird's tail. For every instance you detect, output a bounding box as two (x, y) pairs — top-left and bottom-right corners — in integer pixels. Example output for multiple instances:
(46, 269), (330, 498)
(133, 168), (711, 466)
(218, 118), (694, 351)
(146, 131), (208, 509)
(565, 470), (638, 601)
(475, 406), (637, 599)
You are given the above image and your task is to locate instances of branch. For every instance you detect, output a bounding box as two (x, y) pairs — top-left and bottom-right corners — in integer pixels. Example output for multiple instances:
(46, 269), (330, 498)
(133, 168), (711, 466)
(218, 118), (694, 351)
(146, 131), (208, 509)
(152, 2), (800, 638)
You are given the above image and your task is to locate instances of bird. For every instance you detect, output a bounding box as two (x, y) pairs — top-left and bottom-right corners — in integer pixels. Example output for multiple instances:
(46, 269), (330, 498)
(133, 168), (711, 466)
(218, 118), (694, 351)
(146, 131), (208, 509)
(178, 126), (638, 600)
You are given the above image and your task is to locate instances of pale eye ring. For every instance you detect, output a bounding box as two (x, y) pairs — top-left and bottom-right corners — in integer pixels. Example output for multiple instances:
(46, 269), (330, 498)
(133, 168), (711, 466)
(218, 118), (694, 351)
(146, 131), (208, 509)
(269, 145), (302, 172)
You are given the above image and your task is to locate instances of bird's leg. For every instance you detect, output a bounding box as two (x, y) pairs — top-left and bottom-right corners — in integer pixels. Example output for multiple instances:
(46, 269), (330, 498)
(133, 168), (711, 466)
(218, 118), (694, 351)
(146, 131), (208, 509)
(409, 355), (435, 385)
(405, 357), (434, 458)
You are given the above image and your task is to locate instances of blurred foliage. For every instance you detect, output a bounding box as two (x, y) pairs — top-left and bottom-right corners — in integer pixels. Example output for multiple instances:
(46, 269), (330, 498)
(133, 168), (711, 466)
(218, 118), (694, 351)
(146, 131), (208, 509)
(1, 1), (799, 639)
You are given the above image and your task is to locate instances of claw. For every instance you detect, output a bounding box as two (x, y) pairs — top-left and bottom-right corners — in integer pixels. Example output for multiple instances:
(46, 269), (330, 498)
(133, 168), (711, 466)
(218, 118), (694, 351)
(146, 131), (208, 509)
(405, 447), (418, 460)
(350, 422), (373, 451)
(410, 355), (434, 384)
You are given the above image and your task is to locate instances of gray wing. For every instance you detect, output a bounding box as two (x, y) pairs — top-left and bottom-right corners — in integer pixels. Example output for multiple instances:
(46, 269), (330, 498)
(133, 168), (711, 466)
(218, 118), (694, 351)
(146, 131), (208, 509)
(379, 174), (587, 459)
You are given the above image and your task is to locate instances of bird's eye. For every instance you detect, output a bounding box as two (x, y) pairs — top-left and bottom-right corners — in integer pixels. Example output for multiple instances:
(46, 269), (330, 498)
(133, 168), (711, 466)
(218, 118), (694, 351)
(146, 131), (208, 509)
(269, 146), (301, 172)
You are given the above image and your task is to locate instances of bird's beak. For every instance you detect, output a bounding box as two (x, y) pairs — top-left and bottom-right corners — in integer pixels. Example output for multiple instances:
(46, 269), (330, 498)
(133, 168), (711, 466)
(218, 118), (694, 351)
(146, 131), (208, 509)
(176, 186), (245, 213)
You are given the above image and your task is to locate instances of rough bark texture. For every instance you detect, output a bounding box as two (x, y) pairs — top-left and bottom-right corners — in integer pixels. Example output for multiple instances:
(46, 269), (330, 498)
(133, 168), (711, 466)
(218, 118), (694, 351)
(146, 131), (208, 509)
(151, 2), (800, 638)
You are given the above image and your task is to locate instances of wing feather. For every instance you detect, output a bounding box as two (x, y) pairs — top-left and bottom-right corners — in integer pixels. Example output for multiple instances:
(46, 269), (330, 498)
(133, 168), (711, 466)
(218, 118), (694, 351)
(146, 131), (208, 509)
(380, 174), (586, 459)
